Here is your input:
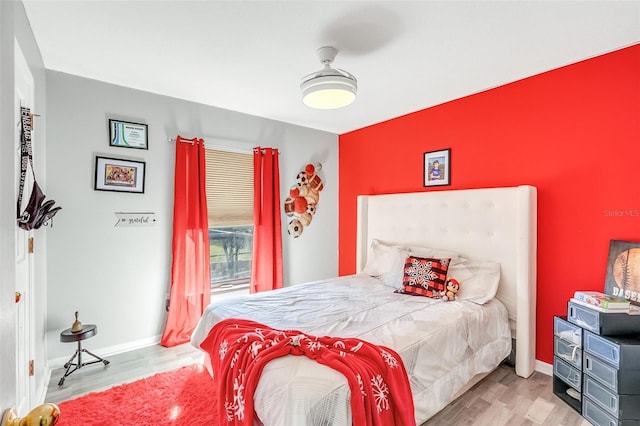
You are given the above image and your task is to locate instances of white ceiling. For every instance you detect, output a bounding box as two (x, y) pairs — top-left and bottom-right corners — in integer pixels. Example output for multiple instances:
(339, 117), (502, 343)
(22, 1), (640, 135)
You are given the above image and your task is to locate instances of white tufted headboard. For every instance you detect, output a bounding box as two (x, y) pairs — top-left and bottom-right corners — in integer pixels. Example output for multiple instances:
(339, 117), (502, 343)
(355, 185), (537, 378)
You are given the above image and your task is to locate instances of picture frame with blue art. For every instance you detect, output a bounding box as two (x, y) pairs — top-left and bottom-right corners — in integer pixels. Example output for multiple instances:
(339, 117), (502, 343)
(423, 148), (450, 187)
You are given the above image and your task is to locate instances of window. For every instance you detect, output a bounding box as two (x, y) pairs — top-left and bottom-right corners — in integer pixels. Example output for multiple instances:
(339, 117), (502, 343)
(209, 226), (252, 288)
(205, 148), (253, 290)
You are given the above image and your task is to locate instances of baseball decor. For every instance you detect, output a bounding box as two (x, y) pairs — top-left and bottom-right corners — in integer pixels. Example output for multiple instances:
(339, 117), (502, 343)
(285, 163), (323, 238)
(605, 240), (640, 302)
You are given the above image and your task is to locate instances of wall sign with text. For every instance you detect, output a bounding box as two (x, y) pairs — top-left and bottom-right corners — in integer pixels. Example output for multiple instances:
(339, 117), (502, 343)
(114, 212), (156, 227)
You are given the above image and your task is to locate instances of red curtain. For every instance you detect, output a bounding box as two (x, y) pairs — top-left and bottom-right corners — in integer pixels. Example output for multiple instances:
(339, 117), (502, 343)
(161, 136), (211, 347)
(251, 147), (283, 293)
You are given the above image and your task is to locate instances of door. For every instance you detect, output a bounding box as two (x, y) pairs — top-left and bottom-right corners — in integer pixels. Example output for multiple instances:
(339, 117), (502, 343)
(14, 39), (35, 416)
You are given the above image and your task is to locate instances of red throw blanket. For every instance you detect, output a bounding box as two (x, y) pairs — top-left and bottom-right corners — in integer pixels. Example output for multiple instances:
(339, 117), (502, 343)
(199, 318), (416, 426)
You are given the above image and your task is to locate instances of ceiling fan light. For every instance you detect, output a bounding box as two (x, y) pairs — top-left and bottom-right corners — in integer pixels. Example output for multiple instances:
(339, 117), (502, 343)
(300, 46), (357, 109)
(301, 74), (357, 109)
(303, 88), (356, 109)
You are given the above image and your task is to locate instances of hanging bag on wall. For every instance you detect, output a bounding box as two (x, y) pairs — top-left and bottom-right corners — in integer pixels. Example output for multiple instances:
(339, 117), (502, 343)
(16, 106), (62, 230)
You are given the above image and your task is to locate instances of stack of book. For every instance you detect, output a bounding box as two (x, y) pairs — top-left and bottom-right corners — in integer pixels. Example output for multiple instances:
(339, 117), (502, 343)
(571, 291), (637, 314)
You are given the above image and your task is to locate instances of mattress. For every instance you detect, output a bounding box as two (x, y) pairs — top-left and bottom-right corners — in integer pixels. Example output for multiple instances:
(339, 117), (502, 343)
(191, 274), (511, 425)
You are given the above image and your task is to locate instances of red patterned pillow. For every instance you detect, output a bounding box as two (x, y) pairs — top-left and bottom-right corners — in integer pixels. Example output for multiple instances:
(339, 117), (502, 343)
(397, 256), (451, 297)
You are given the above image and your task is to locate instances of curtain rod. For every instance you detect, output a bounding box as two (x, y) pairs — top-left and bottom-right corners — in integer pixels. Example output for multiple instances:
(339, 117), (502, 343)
(167, 136), (253, 145)
(168, 137), (197, 145)
(167, 136), (255, 154)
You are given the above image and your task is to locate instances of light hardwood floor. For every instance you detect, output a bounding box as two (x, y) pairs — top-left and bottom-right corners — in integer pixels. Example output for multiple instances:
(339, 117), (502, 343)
(45, 343), (204, 405)
(423, 365), (591, 426)
(46, 345), (590, 425)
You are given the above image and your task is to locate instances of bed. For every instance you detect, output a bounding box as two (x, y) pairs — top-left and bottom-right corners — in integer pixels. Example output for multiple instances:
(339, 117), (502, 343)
(191, 185), (537, 425)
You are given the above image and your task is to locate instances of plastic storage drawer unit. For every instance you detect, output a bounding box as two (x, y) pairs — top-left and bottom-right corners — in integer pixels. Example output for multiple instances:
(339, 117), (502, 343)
(553, 356), (581, 390)
(554, 316), (582, 346)
(584, 352), (640, 394)
(584, 331), (640, 369)
(583, 375), (640, 420)
(568, 301), (640, 336)
(583, 396), (638, 426)
(554, 336), (582, 369)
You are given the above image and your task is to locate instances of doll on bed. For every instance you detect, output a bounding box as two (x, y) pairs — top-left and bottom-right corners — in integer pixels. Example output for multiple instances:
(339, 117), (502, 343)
(441, 278), (460, 302)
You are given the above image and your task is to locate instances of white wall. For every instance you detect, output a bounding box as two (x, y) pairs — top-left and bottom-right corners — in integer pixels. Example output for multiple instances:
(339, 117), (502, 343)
(1, 0), (49, 411)
(45, 71), (338, 362)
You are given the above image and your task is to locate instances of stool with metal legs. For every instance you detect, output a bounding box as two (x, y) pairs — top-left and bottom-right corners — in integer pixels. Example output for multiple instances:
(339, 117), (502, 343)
(58, 324), (109, 386)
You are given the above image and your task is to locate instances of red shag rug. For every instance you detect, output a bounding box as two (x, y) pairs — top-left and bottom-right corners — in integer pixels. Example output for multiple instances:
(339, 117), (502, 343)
(56, 364), (221, 426)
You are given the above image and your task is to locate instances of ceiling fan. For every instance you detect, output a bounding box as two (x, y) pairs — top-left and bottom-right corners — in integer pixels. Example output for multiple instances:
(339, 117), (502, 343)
(300, 46), (357, 109)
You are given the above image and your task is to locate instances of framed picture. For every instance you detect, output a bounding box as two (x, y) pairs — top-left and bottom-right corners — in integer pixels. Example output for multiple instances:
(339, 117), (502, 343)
(604, 239), (640, 303)
(423, 148), (450, 187)
(109, 119), (148, 150)
(94, 156), (145, 194)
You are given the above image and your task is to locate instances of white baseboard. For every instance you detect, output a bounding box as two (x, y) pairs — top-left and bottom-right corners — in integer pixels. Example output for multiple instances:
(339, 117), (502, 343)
(37, 371), (50, 405)
(535, 359), (553, 376)
(47, 334), (161, 370)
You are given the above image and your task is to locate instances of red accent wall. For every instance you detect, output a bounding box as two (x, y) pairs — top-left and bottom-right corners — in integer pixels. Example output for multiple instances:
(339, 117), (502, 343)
(338, 44), (640, 364)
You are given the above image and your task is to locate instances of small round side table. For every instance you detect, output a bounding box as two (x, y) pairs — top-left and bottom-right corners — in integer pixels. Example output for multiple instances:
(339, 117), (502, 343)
(58, 324), (110, 386)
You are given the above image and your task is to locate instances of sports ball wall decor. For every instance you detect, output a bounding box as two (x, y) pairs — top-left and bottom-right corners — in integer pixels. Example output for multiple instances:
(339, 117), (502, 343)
(605, 240), (640, 302)
(285, 163), (323, 238)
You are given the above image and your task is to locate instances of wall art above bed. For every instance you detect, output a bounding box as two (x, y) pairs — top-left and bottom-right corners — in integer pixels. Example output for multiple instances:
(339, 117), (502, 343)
(423, 148), (450, 187)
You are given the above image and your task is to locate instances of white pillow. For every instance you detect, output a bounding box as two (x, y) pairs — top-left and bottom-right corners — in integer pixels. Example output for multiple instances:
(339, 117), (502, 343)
(381, 247), (412, 289)
(362, 239), (409, 277)
(406, 246), (460, 260)
(362, 239), (461, 289)
(447, 258), (501, 304)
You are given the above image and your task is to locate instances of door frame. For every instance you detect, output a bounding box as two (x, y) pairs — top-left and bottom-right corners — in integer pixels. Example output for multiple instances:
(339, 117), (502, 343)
(13, 37), (36, 415)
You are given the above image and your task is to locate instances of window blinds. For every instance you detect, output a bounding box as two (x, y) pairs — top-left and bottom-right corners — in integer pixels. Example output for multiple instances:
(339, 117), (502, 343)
(205, 148), (253, 227)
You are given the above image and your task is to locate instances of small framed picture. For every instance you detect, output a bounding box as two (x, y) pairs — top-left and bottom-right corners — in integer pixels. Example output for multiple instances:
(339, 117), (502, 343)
(109, 119), (148, 150)
(94, 156), (146, 194)
(424, 148), (450, 187)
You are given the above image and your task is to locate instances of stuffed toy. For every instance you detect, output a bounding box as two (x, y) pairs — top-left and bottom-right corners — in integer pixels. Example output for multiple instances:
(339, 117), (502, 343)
(1, 403), (60, 426)
(441, 278), (460, 302)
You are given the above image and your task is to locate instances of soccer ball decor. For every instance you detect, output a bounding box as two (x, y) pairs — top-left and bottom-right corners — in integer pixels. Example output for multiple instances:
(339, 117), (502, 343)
(284, 163), (323, 238)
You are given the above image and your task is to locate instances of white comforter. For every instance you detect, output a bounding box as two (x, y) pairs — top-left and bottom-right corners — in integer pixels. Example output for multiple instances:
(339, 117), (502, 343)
(191, 274), (511, 425)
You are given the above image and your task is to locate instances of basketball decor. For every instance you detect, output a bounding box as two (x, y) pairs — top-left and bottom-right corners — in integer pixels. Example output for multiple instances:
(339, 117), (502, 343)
(284, 163), (323, 238)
